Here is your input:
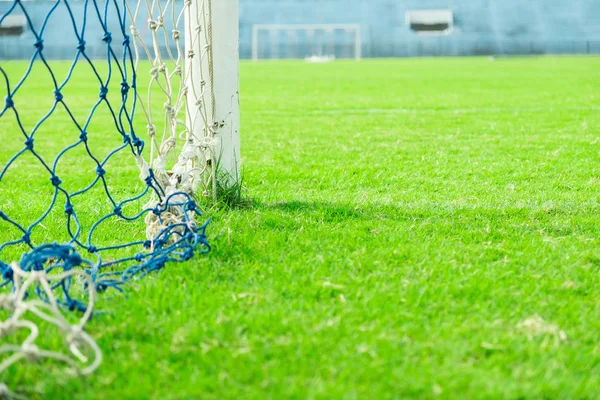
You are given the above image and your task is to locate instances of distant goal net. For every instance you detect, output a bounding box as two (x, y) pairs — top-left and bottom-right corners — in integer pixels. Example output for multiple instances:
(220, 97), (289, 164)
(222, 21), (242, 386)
(252, 24), (361, 61)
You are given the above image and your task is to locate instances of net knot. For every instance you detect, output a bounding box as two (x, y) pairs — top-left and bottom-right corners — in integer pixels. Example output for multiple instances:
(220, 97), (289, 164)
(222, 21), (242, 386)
(87, 246), (97, 254)
(187, 50), (195, 59)
(120, 80), (130, 95)
(122, 35), (130, 46)
(99, 86), (108, 99)
(0, 262), (13, 281)
(130, 25), (139, 36)
(77, 40), (86, 51)
(172, 30), (180, 41)
(96, 166), (106, 177)
(0, 319), (15, 335)
(79, 130), (88, 142)
(67, 298), (86, 312)
(209, 121), (221, 133)
(148, 19), (160, 31)
(50, 175), (62, 187)
(185, 201), (196, 212)
(102, 32), (112, 44)
(4, 95), (14, 108)
(95, 281), (109, 293)
(147, 123), (156, 137)
(184, 0), (192, 6)
(67, 325), (84, 343)
(164, 103), (175, 118)
(53, 90), (63, 102)
(132, 137), (144, 150)
(66, 252), (82, 268)
(21, 232), (31, 245)
(22, 344), (41, 362)
(174, 65), (182, 76)
(143, 240), (152, 249)
(64, 202), (74, 215)
(33, 38), (44, 50)
(113, 205), (122, 216)
(24, 137), (34, 150)
(144, 175), (155, 187)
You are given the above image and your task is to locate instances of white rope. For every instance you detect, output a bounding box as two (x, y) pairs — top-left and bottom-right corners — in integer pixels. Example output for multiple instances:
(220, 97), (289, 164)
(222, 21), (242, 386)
(0, 265), (101, 396)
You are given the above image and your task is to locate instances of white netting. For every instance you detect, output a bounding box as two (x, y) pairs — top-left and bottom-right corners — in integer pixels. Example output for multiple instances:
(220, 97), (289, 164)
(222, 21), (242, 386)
(129, 0), (218, 200)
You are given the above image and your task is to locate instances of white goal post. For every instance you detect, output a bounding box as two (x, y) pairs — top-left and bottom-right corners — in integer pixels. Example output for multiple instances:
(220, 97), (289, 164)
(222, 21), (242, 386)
(178, 0), (240, 195)
(186, 0), (241, 190)
(252, 24), (362, 61)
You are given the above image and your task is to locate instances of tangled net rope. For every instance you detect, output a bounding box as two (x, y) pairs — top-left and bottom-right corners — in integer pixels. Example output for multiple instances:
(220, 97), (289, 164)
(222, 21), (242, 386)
(1, 0), (218, 394)
(0, 263), (101, 399)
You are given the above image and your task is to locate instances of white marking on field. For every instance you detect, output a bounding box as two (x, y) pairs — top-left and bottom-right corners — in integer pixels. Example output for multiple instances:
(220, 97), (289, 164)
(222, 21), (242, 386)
(256, 106), (600, 116)
(516, 315), (567, 342)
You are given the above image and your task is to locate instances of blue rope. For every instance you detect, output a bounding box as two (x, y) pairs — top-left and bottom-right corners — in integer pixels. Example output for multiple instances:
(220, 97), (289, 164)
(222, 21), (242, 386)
(0, 0), (210, 311)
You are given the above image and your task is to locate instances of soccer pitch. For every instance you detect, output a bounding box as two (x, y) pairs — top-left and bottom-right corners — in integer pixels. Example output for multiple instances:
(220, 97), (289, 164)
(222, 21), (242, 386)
(2, 56), (600, 398)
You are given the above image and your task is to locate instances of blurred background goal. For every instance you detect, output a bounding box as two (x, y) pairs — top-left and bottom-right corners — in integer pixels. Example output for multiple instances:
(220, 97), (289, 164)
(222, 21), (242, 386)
(252, 24), (361, 61)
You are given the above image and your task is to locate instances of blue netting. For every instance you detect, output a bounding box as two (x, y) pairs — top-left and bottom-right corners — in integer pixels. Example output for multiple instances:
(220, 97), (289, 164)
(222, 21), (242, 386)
(0, 0), (210, 311)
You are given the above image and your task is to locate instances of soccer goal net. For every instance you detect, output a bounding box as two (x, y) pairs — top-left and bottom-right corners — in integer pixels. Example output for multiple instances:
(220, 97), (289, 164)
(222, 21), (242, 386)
(252, 24), (361, 61)
(0, 0), (239, 392)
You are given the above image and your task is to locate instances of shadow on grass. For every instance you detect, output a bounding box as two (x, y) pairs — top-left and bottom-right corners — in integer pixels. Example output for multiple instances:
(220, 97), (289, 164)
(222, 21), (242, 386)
(252, 199), (408, 223)
(231, 198), (599, 228)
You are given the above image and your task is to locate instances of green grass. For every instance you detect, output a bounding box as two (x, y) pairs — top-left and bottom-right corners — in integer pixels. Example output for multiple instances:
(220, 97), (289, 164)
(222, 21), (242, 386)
(2, 56), (600, 399)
